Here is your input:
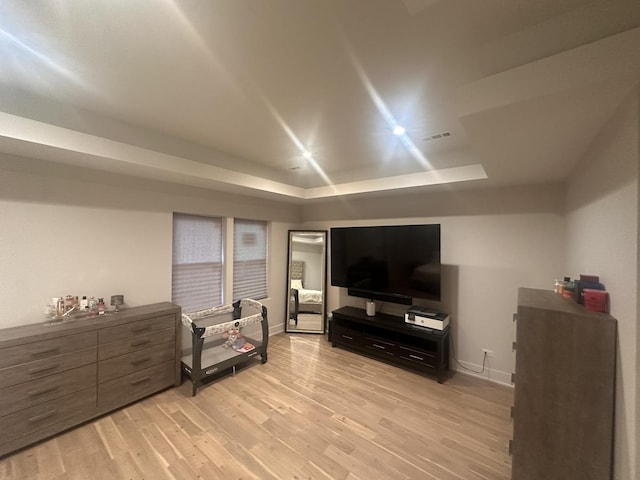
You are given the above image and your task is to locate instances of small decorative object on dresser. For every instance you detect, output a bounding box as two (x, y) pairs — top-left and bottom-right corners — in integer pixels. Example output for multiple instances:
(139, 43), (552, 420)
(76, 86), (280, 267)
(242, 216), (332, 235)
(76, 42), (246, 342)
(0, 302), (181, 458)
(110, 294), (124, 312)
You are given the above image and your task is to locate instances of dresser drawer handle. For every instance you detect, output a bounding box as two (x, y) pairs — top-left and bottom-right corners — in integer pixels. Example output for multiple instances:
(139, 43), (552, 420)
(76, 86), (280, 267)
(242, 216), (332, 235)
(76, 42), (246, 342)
(372, 344), (386, 350)
(341, 335), (353, 340)
(409, 354), (424, 361)
(28, 364), (59, 375)
(130, 376), (151, 386)
(28, 409), (58, 423)
(131, 325), (151, 333)
(27, 386), (60, 397)
(31, 347), (60, 357)
(131, 357), (152, 366)
(131, 339), (151, 347)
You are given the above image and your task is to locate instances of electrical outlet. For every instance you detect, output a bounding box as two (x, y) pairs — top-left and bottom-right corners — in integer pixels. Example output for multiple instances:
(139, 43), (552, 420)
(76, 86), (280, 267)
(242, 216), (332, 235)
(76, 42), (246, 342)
(482, 348), (495, 358)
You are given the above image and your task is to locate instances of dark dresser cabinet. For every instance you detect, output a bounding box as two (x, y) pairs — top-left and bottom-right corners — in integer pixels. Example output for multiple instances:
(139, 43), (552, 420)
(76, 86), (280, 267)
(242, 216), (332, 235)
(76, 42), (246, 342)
(512, 288), (616, 480)
(0, 302), (181, 457)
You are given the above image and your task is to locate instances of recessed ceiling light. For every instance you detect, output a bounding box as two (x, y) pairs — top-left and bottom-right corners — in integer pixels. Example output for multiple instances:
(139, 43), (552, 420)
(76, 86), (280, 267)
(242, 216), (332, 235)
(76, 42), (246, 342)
(302, 150), (312, 159)
(393, 126), (406, 136)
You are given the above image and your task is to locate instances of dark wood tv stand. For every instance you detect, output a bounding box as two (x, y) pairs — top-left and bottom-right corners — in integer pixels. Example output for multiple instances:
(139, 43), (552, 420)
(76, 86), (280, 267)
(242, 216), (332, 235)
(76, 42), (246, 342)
(330, 306), (450, 383)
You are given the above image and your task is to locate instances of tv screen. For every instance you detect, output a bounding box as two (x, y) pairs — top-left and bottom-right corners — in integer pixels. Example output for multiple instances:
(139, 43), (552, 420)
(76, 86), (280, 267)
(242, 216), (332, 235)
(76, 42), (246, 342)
(330, 224), (441, 303)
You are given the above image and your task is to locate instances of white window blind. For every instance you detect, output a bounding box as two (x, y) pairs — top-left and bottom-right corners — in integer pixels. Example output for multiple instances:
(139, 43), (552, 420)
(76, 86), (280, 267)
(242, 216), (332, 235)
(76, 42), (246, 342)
(233, 219), (267, 300)
(172, 214), (223, 312)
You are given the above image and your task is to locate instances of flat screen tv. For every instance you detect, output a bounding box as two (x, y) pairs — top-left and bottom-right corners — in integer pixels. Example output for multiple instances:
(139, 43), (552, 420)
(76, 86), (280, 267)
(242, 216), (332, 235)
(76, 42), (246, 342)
(330, 224), (441, 304)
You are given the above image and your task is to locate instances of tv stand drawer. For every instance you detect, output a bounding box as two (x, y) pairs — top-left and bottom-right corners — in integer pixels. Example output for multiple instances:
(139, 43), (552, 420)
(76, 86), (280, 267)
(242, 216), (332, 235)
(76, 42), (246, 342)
(397, 345), (437, 368)
(331, 321), (363, 346)
(362, 336), (396, 356)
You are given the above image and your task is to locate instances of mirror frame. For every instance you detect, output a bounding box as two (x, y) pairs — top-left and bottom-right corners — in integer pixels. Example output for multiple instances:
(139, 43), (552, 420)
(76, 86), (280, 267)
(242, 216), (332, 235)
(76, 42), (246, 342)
(285, 230), (327, 334)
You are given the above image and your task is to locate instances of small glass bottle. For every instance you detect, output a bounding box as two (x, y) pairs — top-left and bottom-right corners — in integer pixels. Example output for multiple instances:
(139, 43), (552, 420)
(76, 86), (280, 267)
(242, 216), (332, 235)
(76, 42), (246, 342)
(56, 297), (65, 317)
(89, 297), (98, 315)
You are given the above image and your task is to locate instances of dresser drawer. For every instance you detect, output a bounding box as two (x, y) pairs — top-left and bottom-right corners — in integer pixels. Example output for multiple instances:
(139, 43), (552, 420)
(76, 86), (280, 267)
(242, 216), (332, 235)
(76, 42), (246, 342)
(98, 361), (174, 411)
(99, 315), (175, 345)
(0, 363), (96, 416)
(1, 387), (96, 445)
(98, 328), (175, 361)
(98, 342), (175, 383)
(0, 347), (97, 389)
(0, 331), (96, 369)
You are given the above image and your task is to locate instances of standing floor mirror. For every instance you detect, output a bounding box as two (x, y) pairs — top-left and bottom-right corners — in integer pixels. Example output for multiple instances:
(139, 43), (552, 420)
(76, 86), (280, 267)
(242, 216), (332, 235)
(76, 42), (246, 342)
(285, 230), (327, 334)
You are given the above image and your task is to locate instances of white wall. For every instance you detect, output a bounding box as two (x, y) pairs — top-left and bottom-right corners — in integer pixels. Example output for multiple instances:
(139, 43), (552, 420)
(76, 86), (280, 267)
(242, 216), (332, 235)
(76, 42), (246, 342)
(0, 157), (301, 333)
(1, 199), (171, 326)
(565, 90), (639, 480)
(304, 184), (566, 384)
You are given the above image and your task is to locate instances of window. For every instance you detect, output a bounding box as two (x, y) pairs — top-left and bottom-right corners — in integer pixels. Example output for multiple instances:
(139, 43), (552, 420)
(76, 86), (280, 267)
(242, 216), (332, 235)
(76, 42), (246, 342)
(233, 219), (267, 300)
(172, 214), (223, 312)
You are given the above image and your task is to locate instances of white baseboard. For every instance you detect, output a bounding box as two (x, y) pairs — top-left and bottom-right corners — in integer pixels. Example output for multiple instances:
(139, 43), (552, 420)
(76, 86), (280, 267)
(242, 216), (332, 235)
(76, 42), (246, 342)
(269, 324), (285, 336)
(452, 359), (513, 387)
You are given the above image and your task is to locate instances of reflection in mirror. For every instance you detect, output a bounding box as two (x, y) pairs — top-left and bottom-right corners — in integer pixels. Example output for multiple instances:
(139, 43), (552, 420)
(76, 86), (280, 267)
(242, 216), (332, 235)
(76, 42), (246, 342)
(285, 230), (327, 334)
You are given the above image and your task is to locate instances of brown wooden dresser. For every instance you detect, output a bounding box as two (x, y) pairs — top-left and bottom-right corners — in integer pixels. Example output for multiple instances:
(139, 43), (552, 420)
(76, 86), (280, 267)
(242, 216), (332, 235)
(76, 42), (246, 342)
(0, 302), (181, 457)
(511, 288), (616, 480)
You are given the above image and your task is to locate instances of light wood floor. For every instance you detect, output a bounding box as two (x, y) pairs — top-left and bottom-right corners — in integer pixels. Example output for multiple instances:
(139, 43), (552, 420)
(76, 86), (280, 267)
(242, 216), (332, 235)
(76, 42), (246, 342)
(0, 334), (513, 480)
(288, 313), (324, 331)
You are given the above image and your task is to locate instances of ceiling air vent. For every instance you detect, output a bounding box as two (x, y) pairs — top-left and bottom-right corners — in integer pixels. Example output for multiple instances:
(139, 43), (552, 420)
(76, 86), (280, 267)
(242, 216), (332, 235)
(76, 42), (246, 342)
(423, 131), (451, 142)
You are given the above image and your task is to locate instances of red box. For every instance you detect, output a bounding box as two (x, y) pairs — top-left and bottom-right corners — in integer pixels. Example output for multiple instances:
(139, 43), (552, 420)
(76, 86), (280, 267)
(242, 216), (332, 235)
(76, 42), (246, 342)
(583, 289), (608, 313)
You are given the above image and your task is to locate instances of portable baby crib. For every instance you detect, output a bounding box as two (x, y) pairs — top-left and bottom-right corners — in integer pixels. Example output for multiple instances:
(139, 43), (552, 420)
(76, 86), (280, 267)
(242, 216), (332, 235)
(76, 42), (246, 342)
(181, 298), (268, 396)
